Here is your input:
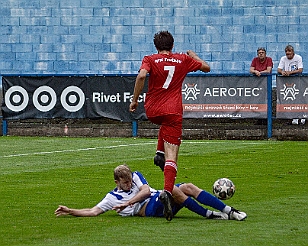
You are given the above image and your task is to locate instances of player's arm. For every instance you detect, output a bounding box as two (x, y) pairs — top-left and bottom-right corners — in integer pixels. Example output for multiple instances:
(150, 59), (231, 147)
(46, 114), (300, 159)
(129, 68), (148, 112)
(55, 205), (104, 217)
(112, 184), (151, 212)
(187, 50), (210, 73)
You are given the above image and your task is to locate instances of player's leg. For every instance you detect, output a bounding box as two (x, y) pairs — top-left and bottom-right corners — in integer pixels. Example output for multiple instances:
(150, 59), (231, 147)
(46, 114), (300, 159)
(158, 115), (182, 221)
(163, 142), (179, 192)
(147, 114), (182, 221)
(179, 183), (226, 211)
(172, 185), (227, 219)
(161, 115), (182, 194)
(147, 116), (165, 171)
(154, 128), (165, 171)
(179, 183), (247, 221)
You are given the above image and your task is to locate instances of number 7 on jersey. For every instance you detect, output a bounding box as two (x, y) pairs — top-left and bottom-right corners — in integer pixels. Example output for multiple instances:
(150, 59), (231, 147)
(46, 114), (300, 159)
(162, 66), (175, 89)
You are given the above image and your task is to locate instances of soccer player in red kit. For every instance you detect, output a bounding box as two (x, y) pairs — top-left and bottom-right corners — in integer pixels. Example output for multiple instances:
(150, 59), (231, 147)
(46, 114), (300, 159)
(129, 31), (210, 221)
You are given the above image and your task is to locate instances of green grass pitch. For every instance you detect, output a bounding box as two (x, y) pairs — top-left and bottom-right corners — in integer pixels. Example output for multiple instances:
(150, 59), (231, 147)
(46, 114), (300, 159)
(0, 137), (307, 245)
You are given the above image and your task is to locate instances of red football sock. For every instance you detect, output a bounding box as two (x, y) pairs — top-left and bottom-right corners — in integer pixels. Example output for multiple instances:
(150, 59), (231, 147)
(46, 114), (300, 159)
(163, 160), (177, 193)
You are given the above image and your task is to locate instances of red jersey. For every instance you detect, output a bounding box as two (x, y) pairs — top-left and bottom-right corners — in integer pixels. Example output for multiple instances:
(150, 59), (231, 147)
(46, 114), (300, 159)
(250, 57), (273, 72)
(140, 53), (202, 117)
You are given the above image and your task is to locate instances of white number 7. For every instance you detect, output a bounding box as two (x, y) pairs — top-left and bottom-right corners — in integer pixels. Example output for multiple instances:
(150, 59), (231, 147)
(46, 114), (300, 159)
(162, 66), (175, 89)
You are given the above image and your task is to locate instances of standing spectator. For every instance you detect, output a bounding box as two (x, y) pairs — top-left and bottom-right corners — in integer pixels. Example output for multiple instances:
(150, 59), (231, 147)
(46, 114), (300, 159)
(129, 31), (210, 221)
(278, 45), (305, 125)
(249, 47), (273, 76)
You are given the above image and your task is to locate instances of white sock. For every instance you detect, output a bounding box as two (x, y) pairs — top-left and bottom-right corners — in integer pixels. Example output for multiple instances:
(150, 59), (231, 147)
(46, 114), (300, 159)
(206, 210), (213, 218)
(222, 206), (232, 214)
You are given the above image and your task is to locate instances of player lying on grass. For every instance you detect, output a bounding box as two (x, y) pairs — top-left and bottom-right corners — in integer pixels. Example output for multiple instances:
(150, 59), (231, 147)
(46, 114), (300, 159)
(55, 164), (247, 221)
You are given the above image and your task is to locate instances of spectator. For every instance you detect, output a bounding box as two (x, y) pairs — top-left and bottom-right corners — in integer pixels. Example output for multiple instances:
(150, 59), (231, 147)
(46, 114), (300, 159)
(278, 45), (303, 76)
(250, 47), (273, 76)
(278, 45), (305, 125)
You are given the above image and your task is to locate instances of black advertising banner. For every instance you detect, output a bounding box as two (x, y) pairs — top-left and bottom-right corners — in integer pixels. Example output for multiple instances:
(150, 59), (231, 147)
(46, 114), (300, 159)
(276, 76), (308, 119)
(2, 75), (268, 121)
(1, 76), (147, 121)
(182, 76), (268, 118)
(86, 76), (147, 121)
(2, 76), (87, 119)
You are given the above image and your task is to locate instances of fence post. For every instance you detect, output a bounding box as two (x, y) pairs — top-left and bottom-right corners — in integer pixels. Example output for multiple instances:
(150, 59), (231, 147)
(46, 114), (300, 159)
(2, 119), (8, 136)
(267, 75), (273, 139)
(132, 120), (138, 137)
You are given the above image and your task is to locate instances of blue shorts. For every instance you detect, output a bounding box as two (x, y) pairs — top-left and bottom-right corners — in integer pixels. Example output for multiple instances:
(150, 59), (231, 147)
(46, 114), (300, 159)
(145, 185), (183, 217)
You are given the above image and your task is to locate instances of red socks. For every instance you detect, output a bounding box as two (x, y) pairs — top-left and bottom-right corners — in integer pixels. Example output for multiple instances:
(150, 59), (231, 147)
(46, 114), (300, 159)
(163, 160), (177, 193)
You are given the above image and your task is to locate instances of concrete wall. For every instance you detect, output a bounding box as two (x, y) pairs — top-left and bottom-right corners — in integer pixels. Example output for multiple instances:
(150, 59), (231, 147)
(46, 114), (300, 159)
(2, 118), (308, 140)
(1, 0), (307, 140)
(0, 0), (307, 78)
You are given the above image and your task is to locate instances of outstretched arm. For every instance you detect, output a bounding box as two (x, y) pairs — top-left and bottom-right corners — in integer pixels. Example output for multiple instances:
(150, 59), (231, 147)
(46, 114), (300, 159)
(55, 205), (103, 217)
(187, 50), (210, 73)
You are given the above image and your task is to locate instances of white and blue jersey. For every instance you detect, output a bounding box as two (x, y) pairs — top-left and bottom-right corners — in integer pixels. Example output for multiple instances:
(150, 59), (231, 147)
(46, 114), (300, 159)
(96, 171), (155, 216)
(96, 171), (182, 217)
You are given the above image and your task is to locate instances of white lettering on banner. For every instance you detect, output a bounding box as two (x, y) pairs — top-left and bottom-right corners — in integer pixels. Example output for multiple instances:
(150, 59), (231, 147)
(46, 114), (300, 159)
(283, 105), (305, 111)
(123, 92), (146, 103)
(92, 92), (146, 103)
(92, 92), (121, 103)
(203, 87), (261, 97)
(250, 105), (259, 110)
(203, 113), (242, 118)
(304, 88), (308, 96)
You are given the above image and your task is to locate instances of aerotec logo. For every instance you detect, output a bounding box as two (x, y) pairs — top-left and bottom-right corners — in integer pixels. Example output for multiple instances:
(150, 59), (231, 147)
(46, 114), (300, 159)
(182, 83), (200, 100)
(182, 83), (263, 101)
(280, 83), (299, 101)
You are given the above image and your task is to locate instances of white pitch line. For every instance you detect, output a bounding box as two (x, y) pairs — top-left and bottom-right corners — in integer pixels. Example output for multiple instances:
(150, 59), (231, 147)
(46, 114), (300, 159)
(1, 140), (266, 158)
(1, 142), (156, 158)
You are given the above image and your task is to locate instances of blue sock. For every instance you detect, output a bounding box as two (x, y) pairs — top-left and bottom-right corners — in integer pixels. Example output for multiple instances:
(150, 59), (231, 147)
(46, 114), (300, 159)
(196, 190), (226, 211)
(182, 197), (208, 217)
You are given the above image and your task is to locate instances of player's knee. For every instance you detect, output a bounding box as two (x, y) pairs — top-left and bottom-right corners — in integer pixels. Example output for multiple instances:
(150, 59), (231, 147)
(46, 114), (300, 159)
(179, 183), (200, 196)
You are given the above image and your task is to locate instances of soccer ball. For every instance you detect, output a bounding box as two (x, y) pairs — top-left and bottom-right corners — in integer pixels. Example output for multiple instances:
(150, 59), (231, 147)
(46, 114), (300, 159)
(213, 178), (235, 200)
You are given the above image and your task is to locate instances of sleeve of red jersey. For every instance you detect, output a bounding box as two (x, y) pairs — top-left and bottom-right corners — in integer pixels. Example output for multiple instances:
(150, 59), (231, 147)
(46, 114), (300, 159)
(139, 56), (151, 72)
(185, 55), (203, 72)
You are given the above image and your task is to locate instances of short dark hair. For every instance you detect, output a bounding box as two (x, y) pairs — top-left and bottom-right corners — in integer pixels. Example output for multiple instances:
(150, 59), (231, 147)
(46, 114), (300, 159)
(153, 31), (174, 51)
(257, 47), (266, 53)
(285, 45), (294, 52)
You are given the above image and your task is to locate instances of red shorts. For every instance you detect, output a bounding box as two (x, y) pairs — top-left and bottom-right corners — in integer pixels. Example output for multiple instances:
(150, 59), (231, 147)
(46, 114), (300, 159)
(148, 114), (182, 146)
